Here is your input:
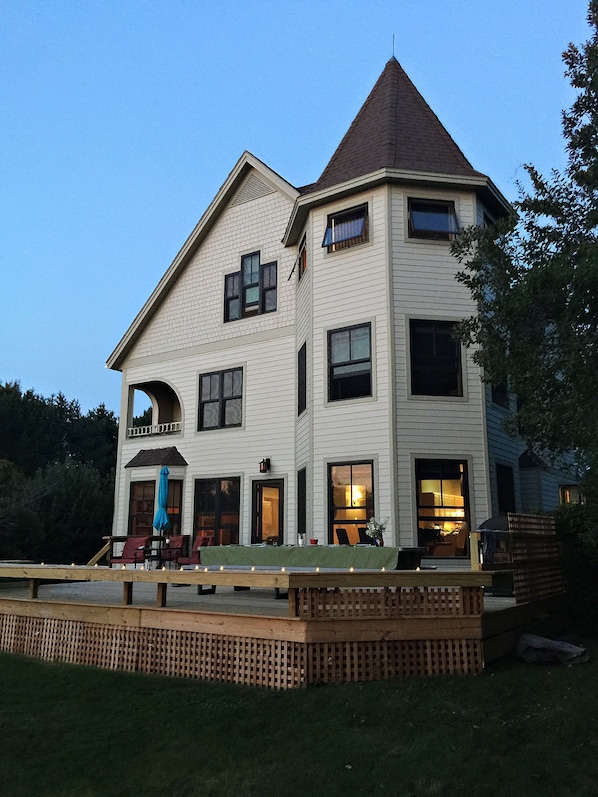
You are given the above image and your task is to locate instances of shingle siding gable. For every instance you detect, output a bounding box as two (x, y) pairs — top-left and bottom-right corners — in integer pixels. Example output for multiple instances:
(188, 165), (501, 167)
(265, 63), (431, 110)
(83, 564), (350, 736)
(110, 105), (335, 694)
(127, 188), (295, 362)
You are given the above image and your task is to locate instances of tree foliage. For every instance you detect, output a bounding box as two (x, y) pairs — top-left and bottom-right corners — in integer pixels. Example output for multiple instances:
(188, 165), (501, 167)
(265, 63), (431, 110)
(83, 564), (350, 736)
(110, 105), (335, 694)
(452, 2), (598, 469)
(0, 382), (118, 562)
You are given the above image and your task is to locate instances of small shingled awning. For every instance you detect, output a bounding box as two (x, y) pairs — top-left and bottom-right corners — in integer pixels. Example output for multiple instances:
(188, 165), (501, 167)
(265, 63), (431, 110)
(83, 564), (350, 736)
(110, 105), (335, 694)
(125, 446), (188, 468)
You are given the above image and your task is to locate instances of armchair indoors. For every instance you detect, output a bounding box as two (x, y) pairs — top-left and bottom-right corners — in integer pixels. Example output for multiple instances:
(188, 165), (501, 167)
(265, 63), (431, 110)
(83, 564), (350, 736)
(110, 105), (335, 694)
(336, 528), (350, 545)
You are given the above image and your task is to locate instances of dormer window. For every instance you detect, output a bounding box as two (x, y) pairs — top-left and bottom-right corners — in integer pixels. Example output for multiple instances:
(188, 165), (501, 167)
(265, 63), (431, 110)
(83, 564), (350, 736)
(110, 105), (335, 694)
(408, 199), (458, 241)
(322, 204), (368, 253)
(224, 252), (277, 322)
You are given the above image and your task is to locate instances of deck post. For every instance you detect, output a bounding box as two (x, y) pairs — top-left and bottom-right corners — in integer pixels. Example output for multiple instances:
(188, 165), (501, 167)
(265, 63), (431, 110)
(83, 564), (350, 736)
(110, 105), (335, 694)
(122, 582), (133, 605)
(156, 582), (167, 608)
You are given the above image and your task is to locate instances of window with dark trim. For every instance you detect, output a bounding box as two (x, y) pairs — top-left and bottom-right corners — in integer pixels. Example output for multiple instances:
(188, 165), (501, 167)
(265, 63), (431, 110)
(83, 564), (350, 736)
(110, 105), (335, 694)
(328, 461), (374, 545)
(198, 368), (243, 430)
(322, 204), (368, 252)
(128, 481), (155, 537)
(408, 198), (458, 240)
(496, 464), (516, 514)
(166, 479), (183, 536)
(328, 323), (372, 401)
(224, 252), (277, 321)
(297, 468), (307, 536)
(415, 459), (469, 551)
(193, 477), (240, 546)
(410, 320), (462, 397)
(298, 342), (307, 416)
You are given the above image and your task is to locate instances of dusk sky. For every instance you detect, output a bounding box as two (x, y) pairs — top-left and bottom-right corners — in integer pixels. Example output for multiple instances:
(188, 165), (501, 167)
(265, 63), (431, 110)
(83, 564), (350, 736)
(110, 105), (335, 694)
(1, 0), (591, 415)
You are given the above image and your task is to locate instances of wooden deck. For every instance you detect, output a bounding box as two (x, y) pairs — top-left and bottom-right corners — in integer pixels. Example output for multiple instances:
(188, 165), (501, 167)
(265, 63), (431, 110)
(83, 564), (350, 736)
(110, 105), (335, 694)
(0, 563), (507, 688)
(0, 561), (567, 688)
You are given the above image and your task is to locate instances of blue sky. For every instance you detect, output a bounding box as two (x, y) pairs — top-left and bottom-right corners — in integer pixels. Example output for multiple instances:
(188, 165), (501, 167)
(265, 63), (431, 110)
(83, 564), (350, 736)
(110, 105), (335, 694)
(1, 0), (591, 415)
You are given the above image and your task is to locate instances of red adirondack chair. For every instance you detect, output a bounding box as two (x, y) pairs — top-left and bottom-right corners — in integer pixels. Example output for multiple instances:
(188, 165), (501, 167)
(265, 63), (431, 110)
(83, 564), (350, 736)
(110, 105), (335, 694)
(110, 536), (151, 568)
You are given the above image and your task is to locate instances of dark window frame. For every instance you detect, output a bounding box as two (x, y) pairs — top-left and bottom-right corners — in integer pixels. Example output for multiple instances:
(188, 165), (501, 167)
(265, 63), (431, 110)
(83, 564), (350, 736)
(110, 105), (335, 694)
(166, 479), (183, 536)
(322, 204), (369, 253)
(128, 480), (155, 537)
(415, 459), (470, 550)
(193, 477), (240, 546)
(408, 198), (458, 241)
(328, 323), (372, 402)
(198, 367), (243, 431)
(328, 460), (375, 545)
(297, 468), (307, 536)
(224, 251), (277, 322)
(298, 342), (307, 416)
(410, 319), (463, 397)
(496, 464), (516, 515)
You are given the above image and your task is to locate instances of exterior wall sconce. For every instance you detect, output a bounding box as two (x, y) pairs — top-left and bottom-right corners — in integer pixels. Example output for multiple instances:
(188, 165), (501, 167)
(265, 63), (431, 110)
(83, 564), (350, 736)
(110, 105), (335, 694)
(259, 458), (271, 473)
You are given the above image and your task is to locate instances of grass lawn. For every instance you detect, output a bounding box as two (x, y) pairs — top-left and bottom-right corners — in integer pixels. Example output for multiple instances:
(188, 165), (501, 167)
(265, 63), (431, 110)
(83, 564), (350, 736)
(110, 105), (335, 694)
(0, 640), (597, 797)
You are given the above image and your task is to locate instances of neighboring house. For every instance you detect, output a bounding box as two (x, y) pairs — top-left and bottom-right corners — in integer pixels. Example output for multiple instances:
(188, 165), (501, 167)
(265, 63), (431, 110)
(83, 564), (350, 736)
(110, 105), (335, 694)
(107, 57), (577, 556)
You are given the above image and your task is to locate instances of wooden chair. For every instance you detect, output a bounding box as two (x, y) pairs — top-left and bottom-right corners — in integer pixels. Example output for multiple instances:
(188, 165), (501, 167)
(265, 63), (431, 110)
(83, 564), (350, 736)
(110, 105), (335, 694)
(110, 536), (151, 568)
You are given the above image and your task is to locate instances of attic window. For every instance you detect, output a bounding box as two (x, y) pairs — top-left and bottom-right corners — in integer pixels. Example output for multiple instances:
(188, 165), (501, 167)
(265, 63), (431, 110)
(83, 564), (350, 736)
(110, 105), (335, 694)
(408, 199), (458, 241)
(322, 205), (368, 252)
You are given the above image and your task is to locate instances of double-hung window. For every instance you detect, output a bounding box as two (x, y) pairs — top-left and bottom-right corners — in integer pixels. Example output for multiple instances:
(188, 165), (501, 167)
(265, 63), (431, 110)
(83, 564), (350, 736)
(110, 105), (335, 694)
(410, 320), (463, 397)
(328, 323), (372, 401)
(224, 252), (277, 321)
(322, 204), (368, 253)
(408, 199), (458, 240)
(198, 368), (243, 430)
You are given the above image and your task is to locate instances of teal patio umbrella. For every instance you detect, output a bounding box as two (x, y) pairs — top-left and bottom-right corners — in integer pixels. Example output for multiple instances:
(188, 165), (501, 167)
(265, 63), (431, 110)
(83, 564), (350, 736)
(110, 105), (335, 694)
(153, 466), (171, 534)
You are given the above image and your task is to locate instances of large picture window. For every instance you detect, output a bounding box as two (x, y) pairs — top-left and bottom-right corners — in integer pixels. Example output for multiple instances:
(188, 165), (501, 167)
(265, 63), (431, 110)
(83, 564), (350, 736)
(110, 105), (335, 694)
(410, 319), (462, 397)
(193, 478), (240, 546)
(198, 368), (243, 430)
(328, 461), (374, 545)
(328, 323), (372, 401)
(416, 459), (469, 555)
(225, 252), (277, 321)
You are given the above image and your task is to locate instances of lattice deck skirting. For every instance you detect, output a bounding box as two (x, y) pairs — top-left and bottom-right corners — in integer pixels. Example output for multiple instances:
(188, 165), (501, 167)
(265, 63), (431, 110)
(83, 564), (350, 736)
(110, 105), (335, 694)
(0, 611), (484, 688)
(0, 581), (487, 688)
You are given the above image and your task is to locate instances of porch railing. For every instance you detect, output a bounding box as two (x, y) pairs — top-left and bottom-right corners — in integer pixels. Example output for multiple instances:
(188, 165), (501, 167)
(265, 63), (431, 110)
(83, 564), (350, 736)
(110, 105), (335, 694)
(127, 421), (182, 438)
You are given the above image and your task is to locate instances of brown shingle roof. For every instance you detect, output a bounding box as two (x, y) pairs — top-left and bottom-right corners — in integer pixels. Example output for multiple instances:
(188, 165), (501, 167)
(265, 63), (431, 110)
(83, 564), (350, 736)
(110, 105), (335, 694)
(125, 447), (188, 468)
(307, 57), (484, 194)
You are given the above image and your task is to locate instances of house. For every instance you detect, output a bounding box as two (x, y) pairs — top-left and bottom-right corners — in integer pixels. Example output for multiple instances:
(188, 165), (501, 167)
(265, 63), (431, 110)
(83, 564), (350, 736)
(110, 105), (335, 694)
(106, 57), (577, 556)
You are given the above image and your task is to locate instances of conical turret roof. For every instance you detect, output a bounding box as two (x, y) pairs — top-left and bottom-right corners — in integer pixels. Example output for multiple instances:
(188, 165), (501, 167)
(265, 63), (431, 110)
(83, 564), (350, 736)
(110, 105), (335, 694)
(307, 57), (484, 194)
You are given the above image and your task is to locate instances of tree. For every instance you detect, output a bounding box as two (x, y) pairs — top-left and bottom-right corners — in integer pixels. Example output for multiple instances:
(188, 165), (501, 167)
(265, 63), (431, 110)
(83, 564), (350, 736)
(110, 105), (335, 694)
(0, 382), (118, 560)
(452, 2), (598, 471)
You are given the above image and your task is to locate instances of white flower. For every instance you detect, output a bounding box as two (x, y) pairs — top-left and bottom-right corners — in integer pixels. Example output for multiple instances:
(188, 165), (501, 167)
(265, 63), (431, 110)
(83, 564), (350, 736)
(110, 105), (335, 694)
(366, 516), (389, 539)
